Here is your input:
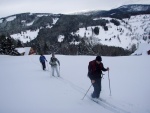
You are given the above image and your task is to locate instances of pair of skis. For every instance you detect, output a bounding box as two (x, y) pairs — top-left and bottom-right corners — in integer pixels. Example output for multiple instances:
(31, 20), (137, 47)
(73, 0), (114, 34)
(91, 97), (129, 113)
(91, 98), (102, 103)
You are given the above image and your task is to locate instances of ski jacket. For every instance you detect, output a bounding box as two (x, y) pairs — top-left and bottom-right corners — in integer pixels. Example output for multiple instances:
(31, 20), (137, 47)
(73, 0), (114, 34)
(39, 55), (47, 63)
(88, 60), (107, 80)
(49, 57), (60, 66)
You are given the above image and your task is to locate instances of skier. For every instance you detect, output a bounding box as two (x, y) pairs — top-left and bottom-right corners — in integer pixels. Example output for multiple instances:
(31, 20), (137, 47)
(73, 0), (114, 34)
(49, 53), (60, 77)
(88, 55), (109, 101)
(39, 53), (47, 70)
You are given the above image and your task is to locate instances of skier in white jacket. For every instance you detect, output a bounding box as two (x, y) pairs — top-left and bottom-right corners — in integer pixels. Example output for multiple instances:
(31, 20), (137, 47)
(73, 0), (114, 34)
(49, 53), (60, 77)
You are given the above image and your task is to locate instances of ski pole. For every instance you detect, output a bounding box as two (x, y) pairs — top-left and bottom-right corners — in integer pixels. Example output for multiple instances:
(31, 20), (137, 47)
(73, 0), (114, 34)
(59, 65), (60, 75)
(45, 62), (48, 71)
(82, 84), (92, 100)
(108, 70), (111, 96)
(46, 61), (50, 71)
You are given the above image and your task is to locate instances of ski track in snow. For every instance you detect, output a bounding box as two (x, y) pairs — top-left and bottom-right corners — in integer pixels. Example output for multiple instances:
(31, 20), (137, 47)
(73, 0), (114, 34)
(29, 55), (148, 113)
(30, 56), (129, 113)
(1, 55), (149, 113)
(31, 55), (150, 113)
(54, 78), (131, 113)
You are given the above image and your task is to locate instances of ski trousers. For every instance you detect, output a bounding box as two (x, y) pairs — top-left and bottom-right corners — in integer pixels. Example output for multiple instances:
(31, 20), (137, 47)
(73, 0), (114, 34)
(91, 78), (101, 98)
(41, 62), (46, 70)
(51, 65), (60, 77)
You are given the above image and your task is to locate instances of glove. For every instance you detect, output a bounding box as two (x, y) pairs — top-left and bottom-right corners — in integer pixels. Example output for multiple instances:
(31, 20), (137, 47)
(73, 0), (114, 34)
(107, 67), (109, 71)
(91, 80), (95, 84)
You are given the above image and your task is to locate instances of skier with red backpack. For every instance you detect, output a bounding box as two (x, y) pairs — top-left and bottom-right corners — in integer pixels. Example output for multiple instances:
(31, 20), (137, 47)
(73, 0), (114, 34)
(88, 56), (109, 101)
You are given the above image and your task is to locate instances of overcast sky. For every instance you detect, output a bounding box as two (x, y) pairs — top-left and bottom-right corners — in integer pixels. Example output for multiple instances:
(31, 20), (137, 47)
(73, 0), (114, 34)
(0, 0), (149, 18)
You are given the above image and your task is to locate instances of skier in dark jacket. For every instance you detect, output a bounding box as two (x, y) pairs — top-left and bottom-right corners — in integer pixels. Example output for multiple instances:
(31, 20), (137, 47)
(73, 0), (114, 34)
(88, 56), (109, 101)
(39, 54), (47, 70)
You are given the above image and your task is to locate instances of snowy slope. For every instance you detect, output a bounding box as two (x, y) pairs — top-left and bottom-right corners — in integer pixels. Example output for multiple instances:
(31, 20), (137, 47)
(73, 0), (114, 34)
(0, 55), (150, 113)
(10, 16), (59, 43)
(9, 14), (150, 50)
(132, 43), (150, 55)
(73, 14), (150, 50)
(11, 30), (39, 43)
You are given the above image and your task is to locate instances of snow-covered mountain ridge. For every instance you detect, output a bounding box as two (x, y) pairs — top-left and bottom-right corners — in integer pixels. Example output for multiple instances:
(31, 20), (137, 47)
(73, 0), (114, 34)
(0, 4), (150, 55)
(77, 14), (150, 50)
(118, 4), (150, 12)
(1, 14), (149, 50)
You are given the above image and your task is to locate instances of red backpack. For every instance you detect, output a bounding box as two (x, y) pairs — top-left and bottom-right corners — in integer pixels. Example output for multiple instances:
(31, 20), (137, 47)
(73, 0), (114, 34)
(88, 60), (102, 78)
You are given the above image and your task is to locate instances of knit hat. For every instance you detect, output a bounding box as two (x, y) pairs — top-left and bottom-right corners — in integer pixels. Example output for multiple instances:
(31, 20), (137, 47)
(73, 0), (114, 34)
(96, 56), (102, 61)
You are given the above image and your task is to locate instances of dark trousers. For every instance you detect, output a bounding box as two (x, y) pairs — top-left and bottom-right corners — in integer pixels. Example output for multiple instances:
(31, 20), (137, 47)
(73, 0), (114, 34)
(92, 78), (101, 98)
(41, 62), (46, 70)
